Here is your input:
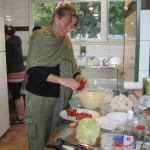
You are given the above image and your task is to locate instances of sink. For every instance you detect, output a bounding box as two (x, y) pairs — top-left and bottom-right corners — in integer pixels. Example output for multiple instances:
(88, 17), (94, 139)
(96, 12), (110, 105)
(86, 64), (116, 69)
(75, 56), (121, 69)
(80, 67), (124, 90)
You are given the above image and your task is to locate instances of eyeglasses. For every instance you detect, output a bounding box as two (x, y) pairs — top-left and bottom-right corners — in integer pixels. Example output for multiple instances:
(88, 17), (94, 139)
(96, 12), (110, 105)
(60, 17), (76, 31)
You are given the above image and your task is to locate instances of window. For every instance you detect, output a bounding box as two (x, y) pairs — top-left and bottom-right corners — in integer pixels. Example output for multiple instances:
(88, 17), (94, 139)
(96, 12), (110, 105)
(31, 0), (135, 41)
(108, 1), (124, 39)
(33, 1), (101, 39)
(71, 1), (101, 39)
(33, 3), (57, 27)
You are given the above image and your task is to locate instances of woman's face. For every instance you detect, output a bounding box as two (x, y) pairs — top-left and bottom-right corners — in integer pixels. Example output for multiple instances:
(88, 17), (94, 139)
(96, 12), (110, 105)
(54, 14), (77, 37)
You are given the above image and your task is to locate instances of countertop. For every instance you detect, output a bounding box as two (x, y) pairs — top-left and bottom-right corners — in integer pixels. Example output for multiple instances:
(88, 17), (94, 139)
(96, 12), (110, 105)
(44, 123), (110, 150)
(44, 124), (78, 150)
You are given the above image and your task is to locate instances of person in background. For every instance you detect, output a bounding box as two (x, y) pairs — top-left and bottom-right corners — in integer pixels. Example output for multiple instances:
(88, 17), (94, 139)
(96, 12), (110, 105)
(5, 25), (25, 124)
(32, 26), (42, 32)
(24, 2), (88, 150)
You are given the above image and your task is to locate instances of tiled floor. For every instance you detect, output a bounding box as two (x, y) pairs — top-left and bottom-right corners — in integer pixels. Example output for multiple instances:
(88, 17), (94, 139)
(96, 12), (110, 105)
(0, 99), (28, 150)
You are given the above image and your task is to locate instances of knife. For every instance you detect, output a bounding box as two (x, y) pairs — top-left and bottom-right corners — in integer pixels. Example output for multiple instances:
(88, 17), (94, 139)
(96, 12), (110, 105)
(57, 138), (86, 150)
(46, 144), (67, 150)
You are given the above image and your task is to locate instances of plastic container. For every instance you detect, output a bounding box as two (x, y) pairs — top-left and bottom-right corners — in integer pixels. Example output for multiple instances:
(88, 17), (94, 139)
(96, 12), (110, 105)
(101, 133), (122, 149)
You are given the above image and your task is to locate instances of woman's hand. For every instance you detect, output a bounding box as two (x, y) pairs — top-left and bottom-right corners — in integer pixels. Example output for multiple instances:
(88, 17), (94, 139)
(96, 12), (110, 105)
(58, 78), (80, 90)
(47, 74), (88, 91)
(75, 74), (88, 90)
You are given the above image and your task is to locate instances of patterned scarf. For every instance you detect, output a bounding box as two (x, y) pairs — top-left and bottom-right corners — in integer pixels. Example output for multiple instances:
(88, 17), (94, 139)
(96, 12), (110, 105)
(26, 24), (80, 111)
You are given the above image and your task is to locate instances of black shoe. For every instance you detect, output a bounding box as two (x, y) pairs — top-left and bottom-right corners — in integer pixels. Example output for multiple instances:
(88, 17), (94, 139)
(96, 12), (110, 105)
(10, 116), (24, 124)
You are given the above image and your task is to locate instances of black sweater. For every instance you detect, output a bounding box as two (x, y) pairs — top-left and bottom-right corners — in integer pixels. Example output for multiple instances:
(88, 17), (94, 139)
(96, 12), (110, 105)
(26, 65), (81, 98)
(6, 35), (25, 74)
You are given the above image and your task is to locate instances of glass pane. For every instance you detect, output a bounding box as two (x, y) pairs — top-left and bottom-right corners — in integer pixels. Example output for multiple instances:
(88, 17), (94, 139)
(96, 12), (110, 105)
(124, 1), (136, 39)
(124, 0), (137, 81)
(33, 3), (57, 27)
(33, 1), (101, 39)
(108, 1), (124, 39)
(71, 1), (101, 39)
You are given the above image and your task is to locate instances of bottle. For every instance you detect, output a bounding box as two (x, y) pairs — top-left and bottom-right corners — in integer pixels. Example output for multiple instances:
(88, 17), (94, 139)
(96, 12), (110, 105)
(134, 125), (145, 150)
(123, 110), (135, 150)
(140, 136), (150, 150)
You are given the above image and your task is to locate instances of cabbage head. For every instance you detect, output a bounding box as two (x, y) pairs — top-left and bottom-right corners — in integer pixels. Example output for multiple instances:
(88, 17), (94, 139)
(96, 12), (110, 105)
(76, 118), (101, 145)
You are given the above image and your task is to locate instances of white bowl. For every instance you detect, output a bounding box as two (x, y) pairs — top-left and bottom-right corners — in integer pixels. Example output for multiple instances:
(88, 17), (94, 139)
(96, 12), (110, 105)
(76, 91), (105, 109)
(106, 112), (127, 124)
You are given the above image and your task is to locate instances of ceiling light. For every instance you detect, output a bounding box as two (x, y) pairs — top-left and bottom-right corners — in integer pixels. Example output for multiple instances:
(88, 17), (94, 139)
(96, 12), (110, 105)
(124, 6), (128, 10)
(89, 6), (94, 11)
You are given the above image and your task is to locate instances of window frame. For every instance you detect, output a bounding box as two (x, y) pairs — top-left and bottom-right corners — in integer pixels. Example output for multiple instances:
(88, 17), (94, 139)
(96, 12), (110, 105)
(29, 0), (133, 44)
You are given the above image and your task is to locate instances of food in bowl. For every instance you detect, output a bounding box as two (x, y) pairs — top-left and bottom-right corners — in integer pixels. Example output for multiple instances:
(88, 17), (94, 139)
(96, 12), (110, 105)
(76, 91), (105, 109)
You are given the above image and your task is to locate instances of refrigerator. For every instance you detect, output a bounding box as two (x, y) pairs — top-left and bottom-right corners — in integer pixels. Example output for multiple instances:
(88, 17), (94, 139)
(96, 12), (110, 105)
(0, 17), (10, 137)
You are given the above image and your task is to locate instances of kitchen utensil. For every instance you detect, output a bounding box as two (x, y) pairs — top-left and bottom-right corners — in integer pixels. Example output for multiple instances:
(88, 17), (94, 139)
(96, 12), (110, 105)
(57, 138), (87, 149)
(46, 144), (67, 150)
(106, 112), (127, 124)
(76, 91), (105, 109)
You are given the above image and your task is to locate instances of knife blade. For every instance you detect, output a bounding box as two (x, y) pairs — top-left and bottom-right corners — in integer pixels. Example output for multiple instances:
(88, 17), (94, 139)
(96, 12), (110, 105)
(57, 138), (86, 150)
(46, 144), (67, 150)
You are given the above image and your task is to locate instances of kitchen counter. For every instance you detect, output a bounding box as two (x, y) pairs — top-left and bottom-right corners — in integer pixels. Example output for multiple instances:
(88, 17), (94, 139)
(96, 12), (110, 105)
(44, 120), (111, 150)
(44, 124), (78, 150)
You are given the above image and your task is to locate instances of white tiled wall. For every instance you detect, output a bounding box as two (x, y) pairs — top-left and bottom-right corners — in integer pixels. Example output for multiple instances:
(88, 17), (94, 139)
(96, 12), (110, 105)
(0, 0), (4, 17)
(138, 10), (150, 81)
(2, 0), (136, 67)
(4, 0), (29, 56)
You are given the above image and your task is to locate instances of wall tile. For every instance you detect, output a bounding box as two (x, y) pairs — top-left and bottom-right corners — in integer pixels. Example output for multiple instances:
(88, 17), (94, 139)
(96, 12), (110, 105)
(86, 45), (95, 56)
(95, 44), (109, 51)
(12, 17), (26, 26)
(13, 8), (25, 17)
(139, 70), (149, 82)
(109, 44), (124, 50)
(4, 0), (12, 9)
(16, 31), (26, 41)
(12, 0), (25, 8)
(72, 45), (80, 56)
(139, 41), (150, 70)
(5, 8), (13, 17)
(95, 49), (110, 57)
(140, 10), (150, 41)
(25, 0), (28, 8)
(110, 49), (123, 57)
(25, 17), (28, 26)
(5, 18), (13, 25)
(25, 7), (28, 17)
(0, 0), (4, 8)
(0, 8), (4, 17)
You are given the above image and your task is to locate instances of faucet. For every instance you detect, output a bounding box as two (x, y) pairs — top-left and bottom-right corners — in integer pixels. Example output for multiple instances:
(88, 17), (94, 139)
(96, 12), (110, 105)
(102, 56), (113, 66)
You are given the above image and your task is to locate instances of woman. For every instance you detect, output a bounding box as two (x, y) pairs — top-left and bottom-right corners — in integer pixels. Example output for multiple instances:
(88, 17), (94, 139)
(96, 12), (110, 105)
(5, 25), (25, 124)
(25, 2), (87, 150)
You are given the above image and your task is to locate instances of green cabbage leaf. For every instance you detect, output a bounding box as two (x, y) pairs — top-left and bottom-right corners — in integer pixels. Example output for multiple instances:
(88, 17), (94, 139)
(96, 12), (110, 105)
(76, 118), (101, 145)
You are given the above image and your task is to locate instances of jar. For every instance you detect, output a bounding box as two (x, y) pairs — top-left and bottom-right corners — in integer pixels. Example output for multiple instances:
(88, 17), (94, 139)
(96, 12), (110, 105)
(140, 136), (150, 150)
(134, 125), (145, 150)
